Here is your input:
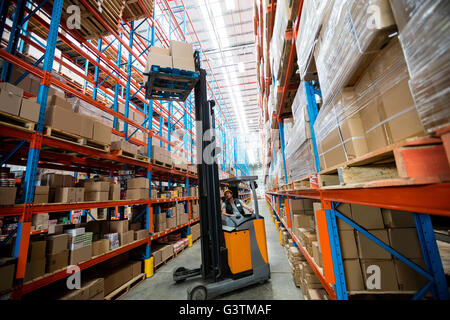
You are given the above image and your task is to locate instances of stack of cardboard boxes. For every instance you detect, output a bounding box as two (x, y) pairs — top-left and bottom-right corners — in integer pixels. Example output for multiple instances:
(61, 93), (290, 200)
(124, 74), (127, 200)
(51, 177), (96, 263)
(143, 41), (195, 85)
(34, 186), (50, 204)
(126, 177), (149, 200)
(66, 228), (93, 266)
(151, 243), (174, 268)
(0, 82), (40, 123)
(58, 278), (104, 300)
(191, 201), (200, 220)
(190, 223), (201, 241)
(46, 234), (69, 273)
(152, 145), (173, 167)
(25, 240), (46, 282)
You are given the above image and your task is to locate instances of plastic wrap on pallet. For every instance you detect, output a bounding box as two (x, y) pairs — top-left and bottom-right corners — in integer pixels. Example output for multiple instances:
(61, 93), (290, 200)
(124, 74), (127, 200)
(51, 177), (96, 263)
(69, 98), (114, 127)
(396, 0), (450, 132)
(314, 38), (425, 169)
(296, 0), (333, 80)
(315, 0), (396, 106)
(285, 86), (315, 181)
(270, 0), (290, 82)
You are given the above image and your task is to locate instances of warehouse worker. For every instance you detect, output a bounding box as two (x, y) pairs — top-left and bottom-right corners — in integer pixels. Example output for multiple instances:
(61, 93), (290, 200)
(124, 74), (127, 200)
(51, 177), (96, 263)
(221, 189), (254, 226)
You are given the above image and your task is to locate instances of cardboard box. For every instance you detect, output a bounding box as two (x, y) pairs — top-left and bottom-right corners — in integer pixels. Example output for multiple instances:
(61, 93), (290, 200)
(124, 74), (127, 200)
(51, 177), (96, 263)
(289, 198), (314, 212)
(45, 105), (81, 136)
(339, 230), (358, 259)
(109, 220), (129, 234)
(161, 244), (174, 262)
(35, 185), (49, 195)
(32, 213), (49, 228)
(84, 278), (104, 299)
(0, 187), (17, 205)
(63, 175), (75, 187)
(167, 216), (176, 229)
(388, 228), (423, 259)
(170, 41), (193, 59)
(382, 209), (416, 228)
(152, 249), (163, 266)
(130, 260), (142, 278)
(54, 187), (77, 203)
(336, 203), (353, 231)
(69, 245), (92, 265)
(48, 95), (72, 110)
(41, 173), (64, 188)
(155, 221), (167, 233)
(292, 214), (315, 230)
(394, 258), (428, 291)
(84, 181), (110, 192)
(134, 229), (148, 241)
(28, 240), (46, 261)
(126, 188), (149, 200)
(109, 184), (120, 201)
(361, 259), (399, 291)
(120, 230), (134, 246)
(24, 258), (45, 282)
(79, 114), (94, 139)
(47, 234), (69, 254)
(92, 239), (109, 257)
(84, 191), (109, 202)
(128, 177), (149, 189)
(172, 56), (195, 72)
(146, 52), (172, 69)
(19, 97), (40, 122)
(343, 259), (365, 291)
(350, 204), (384, 230)
(312, 241), (322, 268)
(75, 188), (84, 202)
(92, 120), (111, 145)
(46, 250), (69, 273)
(103, 264), (133, 295)
(0, 83), (22, 116)
(34, 194), (48, 204)
(0, 258), (15, 292)
(356, 229), (391, 259)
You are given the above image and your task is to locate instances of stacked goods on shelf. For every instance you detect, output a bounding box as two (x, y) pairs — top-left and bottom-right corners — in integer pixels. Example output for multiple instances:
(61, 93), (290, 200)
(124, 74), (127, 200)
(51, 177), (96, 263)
(175, 202), (188, 226)
(390, 0), (450, 132)
(152, 144), (173, 167)
(287, 246), (306, 287)
(0, 258), (15, 293)
(0, 167), (17, 205)
(191, 200), (200, 220)
(168, 233), (189, 254)
(314, 0), (397, 107)
(126, 177), (149, 200)
(191, 223), (200, 241)
(295, 0), (333, 81)
(46, 233), (69, 273)
(58, 278), (105, 300)
(82, 180), (109, 202)
(314, 37), (425, 170)
(152, 243), (174, 267)
(41, 173), (84, 203)
(34, 186), (50, 204)
(69, 98), (113, 146)
(47, 0), (126, 40)
(311, 204), (429, 293)
(111, 138), (139, 156)
(154, 209), (167, 232)
(284, 85), (316, 182)
(24, 239), (46, 282)
(65, 228), (93, 265)
(122, 0), (154, 22)
(0, 82), (40, 123)
(269, 0), (301, 116)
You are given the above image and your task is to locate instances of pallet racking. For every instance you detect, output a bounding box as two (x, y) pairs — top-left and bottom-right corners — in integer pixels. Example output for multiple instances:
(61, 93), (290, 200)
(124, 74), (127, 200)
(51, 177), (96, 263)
(0, 0), (250, 299)
(256, 0), (450, 300)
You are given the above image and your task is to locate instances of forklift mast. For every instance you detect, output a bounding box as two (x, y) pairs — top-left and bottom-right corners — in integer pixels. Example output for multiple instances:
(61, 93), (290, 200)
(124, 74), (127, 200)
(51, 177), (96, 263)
(193, 52), (229, 282)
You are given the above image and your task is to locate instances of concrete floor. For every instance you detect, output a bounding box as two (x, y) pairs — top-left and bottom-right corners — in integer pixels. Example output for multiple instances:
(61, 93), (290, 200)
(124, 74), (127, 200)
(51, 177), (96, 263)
(122, 199), (303, 300)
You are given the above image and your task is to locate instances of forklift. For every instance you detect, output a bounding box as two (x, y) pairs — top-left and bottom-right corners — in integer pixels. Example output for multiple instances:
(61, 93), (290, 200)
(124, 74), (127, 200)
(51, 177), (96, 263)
(144, 51), (270, 300)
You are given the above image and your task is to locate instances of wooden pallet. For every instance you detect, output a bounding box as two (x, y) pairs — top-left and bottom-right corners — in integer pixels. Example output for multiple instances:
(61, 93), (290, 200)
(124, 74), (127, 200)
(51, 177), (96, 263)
(152, 158), (173, 169)
(111, 149), (150, 163)
(44, 127), (110, 152)
(122, 0), (154, 22)
(104, 273), (146, 300)
(315, 137), (450, 189)
(47, 0), (125, 40)
(293, 176), (312, 190)
(0, 111), (35, 131)
(154, 254), (175, 271)
(174, 166), (188, 173)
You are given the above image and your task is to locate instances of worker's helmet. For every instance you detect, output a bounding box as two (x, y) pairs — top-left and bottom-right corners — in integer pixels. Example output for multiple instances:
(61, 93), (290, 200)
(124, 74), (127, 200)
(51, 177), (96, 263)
(224, 189), (233, 196)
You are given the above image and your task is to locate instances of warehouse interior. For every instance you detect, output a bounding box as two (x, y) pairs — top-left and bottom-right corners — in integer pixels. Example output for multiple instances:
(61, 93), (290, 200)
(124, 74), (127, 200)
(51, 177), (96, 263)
(0, 0), (449, 303)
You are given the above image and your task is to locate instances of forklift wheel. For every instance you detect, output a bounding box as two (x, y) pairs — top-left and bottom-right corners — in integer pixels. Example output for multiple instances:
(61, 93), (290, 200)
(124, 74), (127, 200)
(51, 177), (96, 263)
(188, 286), (207, 300)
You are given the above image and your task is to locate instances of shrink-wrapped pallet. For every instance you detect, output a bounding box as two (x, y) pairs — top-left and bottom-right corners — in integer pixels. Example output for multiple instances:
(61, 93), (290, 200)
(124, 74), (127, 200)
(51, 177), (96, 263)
(392, 0), (450, 132)
(285, 85), (316, 181)
(315, 0), (397, 106)
(270, 0), (290, 83)
(314, 38), (425, 170)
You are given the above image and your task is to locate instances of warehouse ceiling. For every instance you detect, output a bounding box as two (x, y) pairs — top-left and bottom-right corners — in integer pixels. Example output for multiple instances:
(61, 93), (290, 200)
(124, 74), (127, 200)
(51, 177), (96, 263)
(183, 0), (260, 164)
